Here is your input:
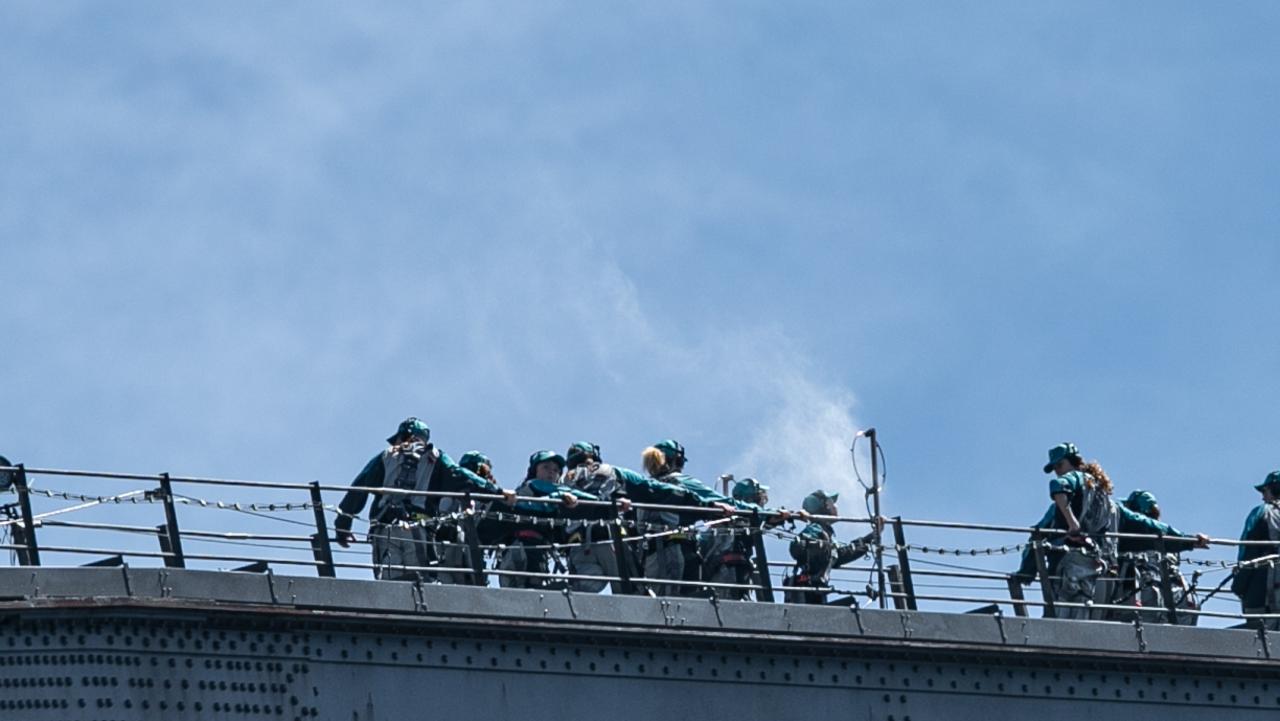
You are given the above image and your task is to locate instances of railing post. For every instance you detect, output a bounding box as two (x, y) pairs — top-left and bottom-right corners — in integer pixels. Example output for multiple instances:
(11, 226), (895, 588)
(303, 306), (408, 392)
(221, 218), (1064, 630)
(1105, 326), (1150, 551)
(1156, 536), (1179, 624)
(156, 472), (185, 568)
(155, 524), (174, 564)
(886, 564), (907, 610)
(1006, 576), (1029, 617)
(609, 502), (635, 595)
(892, 516), (917, 610)
(1032, 535), (1055, 617)
(13, 465), (40, 566)
(752, 513), (775, 603)
(309, 482), (336, 578)
(460, 491), (487, 586)
(868, 428), (886, 609)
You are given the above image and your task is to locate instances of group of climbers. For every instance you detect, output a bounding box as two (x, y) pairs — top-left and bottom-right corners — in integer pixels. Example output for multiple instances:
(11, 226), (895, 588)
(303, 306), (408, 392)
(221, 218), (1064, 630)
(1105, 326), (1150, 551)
(1014, 442), (1219, 623)
(319, 423), (1280, 624)
(332, 418), (873, 603)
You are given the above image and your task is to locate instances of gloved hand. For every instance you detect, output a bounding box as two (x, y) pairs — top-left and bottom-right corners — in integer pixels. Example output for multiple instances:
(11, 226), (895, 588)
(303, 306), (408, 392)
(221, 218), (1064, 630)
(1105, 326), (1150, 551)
(334, 516), (356, 548)
(1064, 531), (1091, 548)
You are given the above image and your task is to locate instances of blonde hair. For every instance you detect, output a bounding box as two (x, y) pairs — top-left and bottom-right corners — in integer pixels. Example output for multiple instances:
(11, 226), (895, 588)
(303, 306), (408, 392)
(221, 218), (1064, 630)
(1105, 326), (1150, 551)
(642, 447), (668, 477)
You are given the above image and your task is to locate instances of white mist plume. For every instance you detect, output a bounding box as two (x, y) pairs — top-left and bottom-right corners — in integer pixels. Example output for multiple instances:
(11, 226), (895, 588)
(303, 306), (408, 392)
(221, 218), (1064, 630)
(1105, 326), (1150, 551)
(431, 186), (871, 507)
(730, 371), (871, 515)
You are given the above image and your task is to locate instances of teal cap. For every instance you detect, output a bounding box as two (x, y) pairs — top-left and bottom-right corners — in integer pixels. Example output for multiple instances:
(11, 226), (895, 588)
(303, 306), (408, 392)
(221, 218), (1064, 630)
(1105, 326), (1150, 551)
(526, 450), (566, 480)
(732, 477), (768, 503)
(458, 451), (491, 474)
(1124, 489), (1159, 516)
(1043, 442), (1080, 474)
(653, 439), (687, 464)
(387, 417), (430, 445)
(802, 490), (839, 515)
(566, 442), (601, 468)
(1254, 470), (1280, 491)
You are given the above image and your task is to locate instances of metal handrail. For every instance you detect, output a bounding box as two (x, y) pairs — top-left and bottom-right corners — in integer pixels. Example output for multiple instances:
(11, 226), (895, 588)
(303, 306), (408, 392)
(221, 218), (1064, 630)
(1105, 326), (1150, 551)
(4, 463), (1276, 627)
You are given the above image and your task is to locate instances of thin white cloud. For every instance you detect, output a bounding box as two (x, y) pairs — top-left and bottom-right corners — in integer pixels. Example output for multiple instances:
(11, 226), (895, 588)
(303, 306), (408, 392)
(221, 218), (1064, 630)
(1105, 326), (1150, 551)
(729, 367), (867, 511)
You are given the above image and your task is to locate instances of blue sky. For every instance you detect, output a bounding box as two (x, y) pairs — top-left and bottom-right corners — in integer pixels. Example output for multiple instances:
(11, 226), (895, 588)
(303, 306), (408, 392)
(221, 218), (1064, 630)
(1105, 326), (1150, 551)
(3, 3), (1279, 613)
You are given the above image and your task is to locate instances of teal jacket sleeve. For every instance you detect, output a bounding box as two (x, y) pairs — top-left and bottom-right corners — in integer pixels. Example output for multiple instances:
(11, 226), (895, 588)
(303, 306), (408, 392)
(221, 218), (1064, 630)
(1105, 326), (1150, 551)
(1116, 503), (1180, 535)
(1048, 473), (1078, 498)
(1116, 504), (1197, 552)
(1239, 505), (1270, 561)
(678, 474), (736, 507)
(540, 479), (598, 502)
(833, 531), (874, 568)
(433, 451), (501, 495)
(336, 454), (385, 527)
(614, 466), (693, 505)
(1015, 504), (1059, 577)
(513, 479), (598, 516)
(1033, 503), (1058, 529)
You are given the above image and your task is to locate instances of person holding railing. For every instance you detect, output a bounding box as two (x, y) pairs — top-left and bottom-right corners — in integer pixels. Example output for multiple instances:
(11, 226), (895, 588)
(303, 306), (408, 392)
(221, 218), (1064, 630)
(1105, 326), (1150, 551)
(637, 439), (751, 597)
(1010, 443), (1113, 618)
(430, 450), (496, 584)
(784, 490), (878, 604)
(333, 418), (514, 582)
(1231, 470), (1280, 629)
(1015, 443), (1202, 619)
(494, 450), (597, 589)
(699, 477), (772, 601)
(561, 441), (694, 593)
(1111, 489), (1210, 624)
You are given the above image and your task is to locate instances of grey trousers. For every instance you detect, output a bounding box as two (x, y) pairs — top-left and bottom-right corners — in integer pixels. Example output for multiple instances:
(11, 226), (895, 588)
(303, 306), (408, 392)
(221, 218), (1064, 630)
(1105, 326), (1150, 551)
(433, 541), (473, 585)
(642, 540), (685, 597)
(497, 543), (549, 589)
(1052, 550), (1110, 620)
(369, 524), (432, 581)
(568, 540), (621, 593)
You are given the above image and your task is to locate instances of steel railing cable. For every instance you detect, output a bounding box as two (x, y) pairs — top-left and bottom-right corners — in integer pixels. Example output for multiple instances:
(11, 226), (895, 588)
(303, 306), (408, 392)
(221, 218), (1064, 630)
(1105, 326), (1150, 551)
(181, 535), (367, 556)
(28, 486), (318, 513)
(173, 495), (320, 529)
(314, 513), (749, 554)
(0, 489), (152, 527)
(900, 542), (1026, 556)
(38, 518), (317, 543)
